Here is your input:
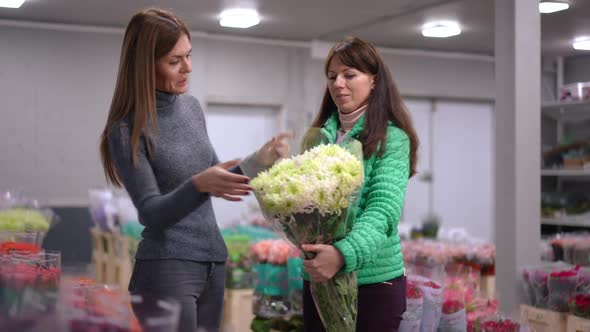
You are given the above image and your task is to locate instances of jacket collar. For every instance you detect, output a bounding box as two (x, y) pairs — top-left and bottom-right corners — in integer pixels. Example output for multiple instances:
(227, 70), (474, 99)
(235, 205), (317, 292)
(321, 112), (366, 143)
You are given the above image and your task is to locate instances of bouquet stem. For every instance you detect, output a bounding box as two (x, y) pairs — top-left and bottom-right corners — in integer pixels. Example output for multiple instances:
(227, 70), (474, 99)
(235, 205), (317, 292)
(310, 272), (358, 332)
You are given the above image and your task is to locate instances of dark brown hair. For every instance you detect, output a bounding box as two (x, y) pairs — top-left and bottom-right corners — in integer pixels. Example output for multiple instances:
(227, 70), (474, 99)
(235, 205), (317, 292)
(312, 37), (419, 177)
(99, 8), (190, 186)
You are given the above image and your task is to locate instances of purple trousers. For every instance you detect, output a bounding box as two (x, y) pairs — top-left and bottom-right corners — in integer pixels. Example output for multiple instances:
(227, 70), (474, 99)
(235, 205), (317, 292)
(303, 275), (406, 332)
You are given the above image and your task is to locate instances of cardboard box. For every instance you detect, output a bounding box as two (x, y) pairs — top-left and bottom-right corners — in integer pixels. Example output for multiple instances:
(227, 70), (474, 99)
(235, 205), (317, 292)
(521, 304), (568, 332)
(568, 315), (590, 332)
(222, 289), (255, 332)
(564, 158), (586, 170)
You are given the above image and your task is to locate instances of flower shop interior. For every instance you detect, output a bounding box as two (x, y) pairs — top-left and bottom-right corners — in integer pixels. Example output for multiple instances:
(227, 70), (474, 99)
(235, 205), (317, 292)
(1, 0), (590, 331)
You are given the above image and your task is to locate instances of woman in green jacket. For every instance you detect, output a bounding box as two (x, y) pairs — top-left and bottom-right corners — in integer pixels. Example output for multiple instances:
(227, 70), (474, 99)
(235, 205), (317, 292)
(301, 37), (419, 331)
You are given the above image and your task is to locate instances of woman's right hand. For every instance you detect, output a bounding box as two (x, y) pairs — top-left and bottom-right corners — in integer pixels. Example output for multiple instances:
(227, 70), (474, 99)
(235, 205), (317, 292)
(192, 159), (252, 201)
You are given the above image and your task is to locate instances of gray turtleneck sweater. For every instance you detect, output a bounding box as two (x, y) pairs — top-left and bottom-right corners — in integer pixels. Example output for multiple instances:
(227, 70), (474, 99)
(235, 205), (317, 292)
(107, 91), (228, 262)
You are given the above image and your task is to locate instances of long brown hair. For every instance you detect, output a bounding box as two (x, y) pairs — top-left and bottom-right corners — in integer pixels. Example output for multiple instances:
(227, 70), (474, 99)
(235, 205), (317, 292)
(99, 8), (190, 186)
(312, 37), (419, 177)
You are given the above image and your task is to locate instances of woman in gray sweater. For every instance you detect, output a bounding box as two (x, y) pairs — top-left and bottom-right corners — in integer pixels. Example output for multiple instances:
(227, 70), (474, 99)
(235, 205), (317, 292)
(99, 8), (289, 332)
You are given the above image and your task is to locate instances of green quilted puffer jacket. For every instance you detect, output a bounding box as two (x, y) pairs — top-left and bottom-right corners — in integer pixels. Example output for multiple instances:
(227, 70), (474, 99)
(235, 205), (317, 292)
(318, 112), (410, 285)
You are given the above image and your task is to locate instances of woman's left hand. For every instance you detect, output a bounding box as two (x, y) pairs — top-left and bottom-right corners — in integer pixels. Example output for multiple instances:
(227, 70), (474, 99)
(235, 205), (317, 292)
(302, 244), (345, 283)
(255, 132), (292, 167)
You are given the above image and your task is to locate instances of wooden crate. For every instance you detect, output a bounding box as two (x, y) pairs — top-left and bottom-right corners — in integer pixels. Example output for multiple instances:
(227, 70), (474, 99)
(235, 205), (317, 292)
(521, 304), (568, 332)
(568, 315), (590, 332)
(90, 227), (132, 290)
(564, 157), (590, 170)
(222, 289), (255, 332)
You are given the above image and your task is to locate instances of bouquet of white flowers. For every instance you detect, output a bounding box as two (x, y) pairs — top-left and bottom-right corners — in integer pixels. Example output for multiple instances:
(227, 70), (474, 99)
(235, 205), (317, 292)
(245, 128), (364, 332)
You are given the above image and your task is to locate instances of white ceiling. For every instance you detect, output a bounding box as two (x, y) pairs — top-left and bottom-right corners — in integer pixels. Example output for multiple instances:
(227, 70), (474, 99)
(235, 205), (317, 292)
(1, 0), (589, 56)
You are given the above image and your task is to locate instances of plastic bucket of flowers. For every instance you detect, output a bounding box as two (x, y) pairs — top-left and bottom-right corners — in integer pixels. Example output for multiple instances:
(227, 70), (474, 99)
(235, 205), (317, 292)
(0, 249), (61, 331)
(399, 279), (424, 332)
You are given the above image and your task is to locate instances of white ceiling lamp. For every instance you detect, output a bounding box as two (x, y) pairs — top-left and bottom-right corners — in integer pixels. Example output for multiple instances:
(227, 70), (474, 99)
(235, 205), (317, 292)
(539, 1), (570, 14)
(573, 37), (590, 51)
(0, 0), (25, 8)
(219, 8), (260, 29)
(421, 21), (461, 38)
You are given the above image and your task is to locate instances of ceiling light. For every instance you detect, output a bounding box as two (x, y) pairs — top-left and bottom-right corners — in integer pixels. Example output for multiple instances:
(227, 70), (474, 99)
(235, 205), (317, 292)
(219, 8), (260, 29)
(421, 21), (461, 38)
(539, 1), (570, 14)
(573, 37), (590, 51)
(0, 0), (25, 8)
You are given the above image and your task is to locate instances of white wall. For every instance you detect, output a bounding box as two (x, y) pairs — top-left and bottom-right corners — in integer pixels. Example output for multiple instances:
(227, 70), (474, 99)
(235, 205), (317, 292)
(304, 54), (494, 112)
(204, 40), (291, 105)
(0, 24), (496, 206)
(0, 27), (120, 205)
(401, 99), (494, 242)
(401, 99), (433, 225)
(432, 101), (494, 241)
(204, 103), (283, 228)
(382, 53), (494, 100)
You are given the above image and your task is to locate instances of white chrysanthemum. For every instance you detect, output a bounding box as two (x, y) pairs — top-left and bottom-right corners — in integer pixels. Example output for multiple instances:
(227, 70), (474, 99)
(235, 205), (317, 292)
(250, 144), (363, 218)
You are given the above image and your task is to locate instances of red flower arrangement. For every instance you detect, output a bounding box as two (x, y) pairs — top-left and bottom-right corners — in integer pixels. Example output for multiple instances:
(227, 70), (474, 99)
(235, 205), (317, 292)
(550, 269), (578, 278)
(442, 299), (464, 315)
(423, 280), (442, 289)
(4, 263), (60, 289)
(0, 242), (41, 254)
(65, 285), (138, 332)
(406, 281), (423, 299)
(439, 288), (467, 331)
(481, 318), (520, 332)
(548, 267), (579, 312)
(569, 294), (590, 319)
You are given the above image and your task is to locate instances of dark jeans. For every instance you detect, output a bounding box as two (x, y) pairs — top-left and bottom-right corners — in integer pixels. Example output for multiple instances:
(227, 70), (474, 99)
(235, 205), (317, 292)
(128, 259), (226, 332)
(303, 275), (406, 332)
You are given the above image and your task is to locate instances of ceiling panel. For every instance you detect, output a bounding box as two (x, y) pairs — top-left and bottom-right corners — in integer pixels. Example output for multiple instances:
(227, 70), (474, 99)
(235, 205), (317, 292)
(0, 0), (589, 56)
